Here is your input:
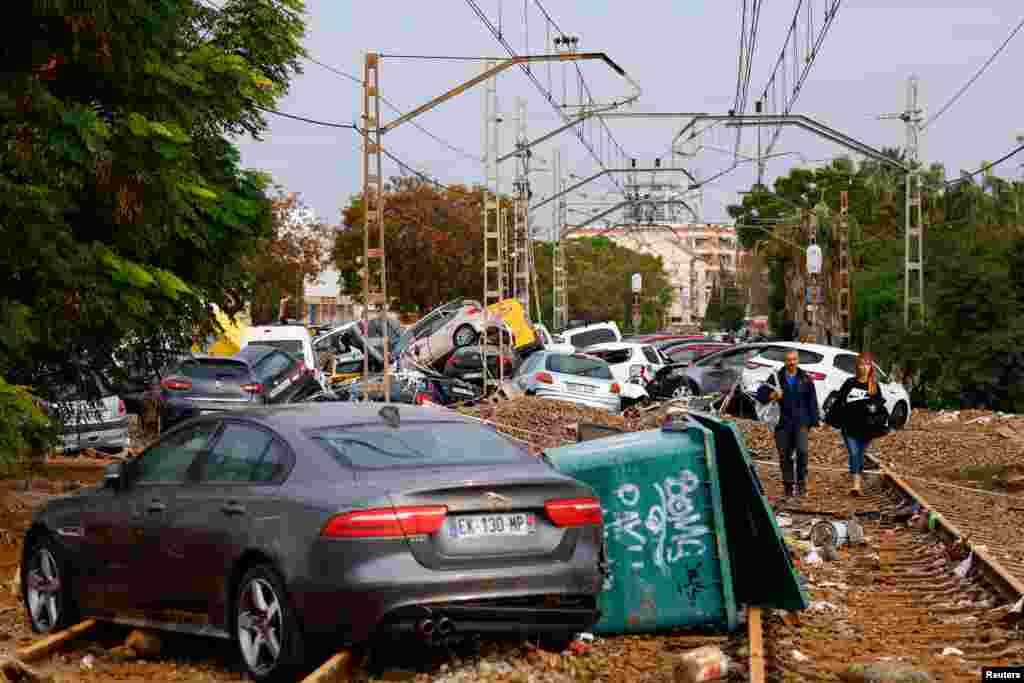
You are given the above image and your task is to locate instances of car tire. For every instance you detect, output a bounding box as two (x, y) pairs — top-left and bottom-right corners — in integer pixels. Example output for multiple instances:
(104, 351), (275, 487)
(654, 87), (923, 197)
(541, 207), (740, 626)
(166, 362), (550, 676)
(890, 401), (909, 430)
(671, 382), (694, 399)
(537, 633), (576, 653)
(453, 324), (478, 348)
(23, 535), (79, 634)
(233, 564), (306, 683)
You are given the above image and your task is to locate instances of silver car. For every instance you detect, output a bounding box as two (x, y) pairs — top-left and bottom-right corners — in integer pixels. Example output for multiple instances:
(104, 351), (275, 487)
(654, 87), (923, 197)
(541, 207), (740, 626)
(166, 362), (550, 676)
(513, 351), (621, 413)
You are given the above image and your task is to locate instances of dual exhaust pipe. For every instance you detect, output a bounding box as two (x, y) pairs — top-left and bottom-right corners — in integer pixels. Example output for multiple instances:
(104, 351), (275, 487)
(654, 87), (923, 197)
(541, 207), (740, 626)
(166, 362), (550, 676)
(416, 616), (454, 642)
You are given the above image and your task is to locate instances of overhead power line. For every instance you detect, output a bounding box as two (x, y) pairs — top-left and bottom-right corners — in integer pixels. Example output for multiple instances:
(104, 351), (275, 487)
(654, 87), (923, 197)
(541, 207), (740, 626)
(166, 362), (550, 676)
(946, 141), (1024, 186)
(923, 13), (1024, 131)
(257, 106), (357, 129)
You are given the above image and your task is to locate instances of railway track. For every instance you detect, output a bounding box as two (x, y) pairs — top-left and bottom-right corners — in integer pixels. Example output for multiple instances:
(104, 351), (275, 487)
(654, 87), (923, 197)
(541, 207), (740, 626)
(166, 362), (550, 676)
(752, 455), (1024, 681)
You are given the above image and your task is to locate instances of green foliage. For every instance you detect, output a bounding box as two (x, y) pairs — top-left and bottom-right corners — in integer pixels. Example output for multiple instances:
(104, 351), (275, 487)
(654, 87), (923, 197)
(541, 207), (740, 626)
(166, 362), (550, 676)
(0, 378), (54, 467)
(703, 275), (745, 332)
(531, 237), (674, 331)
(0, 0), (306, 457)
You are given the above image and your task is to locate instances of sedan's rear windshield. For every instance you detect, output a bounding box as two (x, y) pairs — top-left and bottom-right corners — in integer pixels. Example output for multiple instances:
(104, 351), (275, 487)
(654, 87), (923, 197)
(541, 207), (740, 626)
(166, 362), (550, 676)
(546, 355), (613, 380)
(310, 422), (529, 470)
(177, 359), (250, 380)
(586, 348), (631, 366)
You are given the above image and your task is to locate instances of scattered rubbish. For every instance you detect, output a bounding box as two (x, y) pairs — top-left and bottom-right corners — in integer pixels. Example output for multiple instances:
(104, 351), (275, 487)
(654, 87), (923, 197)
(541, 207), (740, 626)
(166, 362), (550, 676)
(818, 581), (849, 590)
(674, 645), (730, 682)
(953, 553), (973, 579)
(847, 516), (866, 546)
(791, 650), (810, 663)
(1012, 596), (1024, 614)
(934, 411), (960, 423)
(843, 661), (935, 683)
(927, 512), (939, 531)
(810, 520), (848, 548)
(804, 549), (823, 565)
(940, 647), (964, 657)
(782, 612), (801, 627)
(809, 601), (838, 612)
(776, 513), (793, 528)
(125, 629), (162, 658)
(8, 565), (19, 597)
(0, 657), (48, 682)
(820, 543), (840, 562)
(568, 640), (590, 656)
(577, 632), (595, 643)
(80, 654), (95, 671)
(965, 415), (993, 425)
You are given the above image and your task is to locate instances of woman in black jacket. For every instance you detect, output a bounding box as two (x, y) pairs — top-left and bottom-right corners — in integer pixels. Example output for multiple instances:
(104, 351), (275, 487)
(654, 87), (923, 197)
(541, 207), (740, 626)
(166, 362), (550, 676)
(826, 353), (888, 496)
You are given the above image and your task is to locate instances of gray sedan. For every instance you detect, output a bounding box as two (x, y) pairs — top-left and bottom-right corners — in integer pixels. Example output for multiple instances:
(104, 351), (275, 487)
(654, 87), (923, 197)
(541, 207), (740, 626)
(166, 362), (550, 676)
(513, 351), (622, 413)
(21, 404), (604, 681)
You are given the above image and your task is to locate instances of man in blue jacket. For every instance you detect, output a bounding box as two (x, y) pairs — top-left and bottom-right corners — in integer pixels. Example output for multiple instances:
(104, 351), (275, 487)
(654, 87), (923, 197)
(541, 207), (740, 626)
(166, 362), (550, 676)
(756, 349), (820, 498)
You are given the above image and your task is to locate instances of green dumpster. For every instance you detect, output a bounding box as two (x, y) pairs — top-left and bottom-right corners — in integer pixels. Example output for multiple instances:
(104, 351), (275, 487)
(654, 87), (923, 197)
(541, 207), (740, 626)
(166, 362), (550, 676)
(544, 411), (806, 635)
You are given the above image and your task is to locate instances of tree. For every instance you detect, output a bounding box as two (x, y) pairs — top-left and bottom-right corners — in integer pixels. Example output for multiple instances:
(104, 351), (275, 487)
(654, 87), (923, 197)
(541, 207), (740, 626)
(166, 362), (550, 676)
(247, 191), (334, 324)
(532, 236), (673, 331)
(703, 273), (745, 332)
(0, 0), (306, 462)
(334, 177), (485, 313)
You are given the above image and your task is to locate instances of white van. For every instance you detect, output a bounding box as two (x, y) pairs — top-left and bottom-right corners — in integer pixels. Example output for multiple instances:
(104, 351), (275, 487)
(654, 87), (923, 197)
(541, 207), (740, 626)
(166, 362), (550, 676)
(241, 324), (322, 384)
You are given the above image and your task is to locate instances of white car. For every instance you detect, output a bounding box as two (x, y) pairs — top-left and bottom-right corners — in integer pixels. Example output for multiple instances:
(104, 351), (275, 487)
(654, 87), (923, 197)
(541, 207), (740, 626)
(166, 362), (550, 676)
(580, 341), (668, 405)
(241, 323), (323, 385)
(742, 342), (911, 429)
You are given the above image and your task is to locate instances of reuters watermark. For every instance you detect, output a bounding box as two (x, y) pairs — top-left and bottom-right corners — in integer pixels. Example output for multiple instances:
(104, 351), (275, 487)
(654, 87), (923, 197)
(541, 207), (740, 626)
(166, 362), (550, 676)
(983, 668), (1024, 680)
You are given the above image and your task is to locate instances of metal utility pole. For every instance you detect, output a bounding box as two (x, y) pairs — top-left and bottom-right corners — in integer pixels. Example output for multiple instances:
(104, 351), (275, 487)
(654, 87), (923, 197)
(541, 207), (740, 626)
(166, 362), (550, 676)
(551, 148), (568, 330)
(361, 53), (390, 402)
(836, 190), (851, 347)
(512, 97), (531, 311)
(903, 75), (925, 328)
(482, 61), (504, 309)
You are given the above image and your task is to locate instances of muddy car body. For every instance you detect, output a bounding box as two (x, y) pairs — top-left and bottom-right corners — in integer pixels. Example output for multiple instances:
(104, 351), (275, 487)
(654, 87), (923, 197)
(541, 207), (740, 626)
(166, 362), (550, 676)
(21, 403), (603, 681)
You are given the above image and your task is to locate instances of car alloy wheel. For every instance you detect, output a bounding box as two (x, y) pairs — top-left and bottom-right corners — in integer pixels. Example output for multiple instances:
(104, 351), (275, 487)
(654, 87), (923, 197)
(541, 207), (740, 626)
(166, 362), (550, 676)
(25, 544), (65, 634)
(671, 382), (694, 399)
(237, 577), (285, 677)
(453, 324), (478, 348)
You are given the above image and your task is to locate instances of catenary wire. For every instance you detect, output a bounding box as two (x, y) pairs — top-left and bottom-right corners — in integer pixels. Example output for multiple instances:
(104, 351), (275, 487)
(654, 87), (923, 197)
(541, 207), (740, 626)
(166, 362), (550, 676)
(923, 13), (1024, 131)
(945, 141), (1024, 186)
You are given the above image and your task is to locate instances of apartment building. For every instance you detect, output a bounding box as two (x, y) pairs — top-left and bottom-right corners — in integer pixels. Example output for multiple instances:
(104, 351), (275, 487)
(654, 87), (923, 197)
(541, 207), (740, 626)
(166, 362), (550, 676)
(571, 223), (744, 327)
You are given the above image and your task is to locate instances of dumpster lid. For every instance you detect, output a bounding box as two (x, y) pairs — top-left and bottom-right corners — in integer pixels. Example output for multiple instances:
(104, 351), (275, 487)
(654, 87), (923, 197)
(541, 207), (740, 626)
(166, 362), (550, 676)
(688, 412), (808, 612)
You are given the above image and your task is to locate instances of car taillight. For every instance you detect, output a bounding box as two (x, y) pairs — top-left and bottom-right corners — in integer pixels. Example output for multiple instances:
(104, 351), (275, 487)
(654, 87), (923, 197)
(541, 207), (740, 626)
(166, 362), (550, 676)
(117, 399), (126, 415)
(610, 382), (621, 394)
(745, 360), (773, 370)
(465, 307), (480, 316)
(240, 382), (263, 394)
(161, 376), (192, 391)
(321, 506), (448, 538)
(808, 370), (827, 381)
(414, 392), (431, 405)
(536, 372), (553, 384)
(545, 497), (603, 527)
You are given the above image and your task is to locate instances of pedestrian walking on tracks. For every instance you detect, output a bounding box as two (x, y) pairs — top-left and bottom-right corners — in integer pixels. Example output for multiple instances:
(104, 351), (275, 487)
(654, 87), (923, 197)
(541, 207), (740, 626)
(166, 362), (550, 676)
(825, 352), (889, 496)
(756, 350), (820, 498)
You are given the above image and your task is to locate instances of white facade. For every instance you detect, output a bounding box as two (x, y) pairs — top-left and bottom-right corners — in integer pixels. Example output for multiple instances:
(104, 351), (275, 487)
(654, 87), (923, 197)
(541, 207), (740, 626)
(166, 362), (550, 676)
(571, 223), (744, 327)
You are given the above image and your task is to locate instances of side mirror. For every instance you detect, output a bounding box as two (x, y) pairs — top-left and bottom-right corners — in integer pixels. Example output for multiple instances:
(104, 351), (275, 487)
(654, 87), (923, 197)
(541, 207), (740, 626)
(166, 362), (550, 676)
(104, 462), (125, 488)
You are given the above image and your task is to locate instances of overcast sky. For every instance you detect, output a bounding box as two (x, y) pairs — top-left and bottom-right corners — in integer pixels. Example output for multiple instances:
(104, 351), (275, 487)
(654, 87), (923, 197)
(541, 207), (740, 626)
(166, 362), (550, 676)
(235, 1), (1024, 230)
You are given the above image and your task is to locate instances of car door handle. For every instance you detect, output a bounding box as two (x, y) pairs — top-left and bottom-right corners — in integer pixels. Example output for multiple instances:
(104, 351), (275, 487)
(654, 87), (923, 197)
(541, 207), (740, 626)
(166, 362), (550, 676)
(221, 502), (246, 516)
(147, 500), (167, 513)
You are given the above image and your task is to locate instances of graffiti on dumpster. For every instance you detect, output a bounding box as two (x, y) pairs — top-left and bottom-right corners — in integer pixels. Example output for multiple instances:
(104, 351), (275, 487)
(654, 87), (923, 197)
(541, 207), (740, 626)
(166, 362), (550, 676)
(603, 469), (712, 587)
(679, 561), (708, 604)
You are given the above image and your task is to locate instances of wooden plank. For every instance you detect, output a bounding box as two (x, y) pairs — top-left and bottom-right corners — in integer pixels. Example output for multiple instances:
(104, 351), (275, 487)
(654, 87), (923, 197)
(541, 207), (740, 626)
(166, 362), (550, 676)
(749, 607), (765, 683)
(16, 618), (97, 662)
(301, 649), (354, 683)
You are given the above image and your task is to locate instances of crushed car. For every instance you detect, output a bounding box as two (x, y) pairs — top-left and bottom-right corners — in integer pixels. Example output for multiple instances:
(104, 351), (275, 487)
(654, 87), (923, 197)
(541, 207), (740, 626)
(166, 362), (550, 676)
(339, 369), (481, 406)
(37, 369), (131, 454)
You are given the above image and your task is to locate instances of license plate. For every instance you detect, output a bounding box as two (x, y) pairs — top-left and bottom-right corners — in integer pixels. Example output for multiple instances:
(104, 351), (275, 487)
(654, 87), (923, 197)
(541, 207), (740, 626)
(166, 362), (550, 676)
(449, 513), (536, 538)
(199, 410), (222, 415)
(567, 383), (595, 394)
(463, 372), (483, 379)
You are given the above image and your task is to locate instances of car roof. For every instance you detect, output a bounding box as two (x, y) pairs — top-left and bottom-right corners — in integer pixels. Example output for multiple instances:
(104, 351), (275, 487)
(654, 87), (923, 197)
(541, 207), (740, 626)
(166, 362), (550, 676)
(755, 342), (852, 357)
(245, 325), (312, 340)
(217, 402), (476, 432)
(585, 342), (644, 351)
(232, 344), (284, 364)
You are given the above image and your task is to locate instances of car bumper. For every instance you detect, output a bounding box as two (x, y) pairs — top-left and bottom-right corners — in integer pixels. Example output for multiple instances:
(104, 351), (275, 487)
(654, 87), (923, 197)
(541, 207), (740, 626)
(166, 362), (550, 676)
(56, 419), (131, 452)
(292, 532), (603, 643)
(534, 389), (621, 413)
(161, 398), (258, 428)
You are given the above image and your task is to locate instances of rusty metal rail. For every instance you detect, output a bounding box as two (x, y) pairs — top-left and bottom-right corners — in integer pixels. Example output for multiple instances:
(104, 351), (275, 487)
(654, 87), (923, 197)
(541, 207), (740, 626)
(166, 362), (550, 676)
(866, 452), (1024, 602)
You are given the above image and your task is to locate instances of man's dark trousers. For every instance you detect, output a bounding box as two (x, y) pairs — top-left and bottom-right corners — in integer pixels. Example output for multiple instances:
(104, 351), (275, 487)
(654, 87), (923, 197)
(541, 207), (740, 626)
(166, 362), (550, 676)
(775, 425), (809, 490)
